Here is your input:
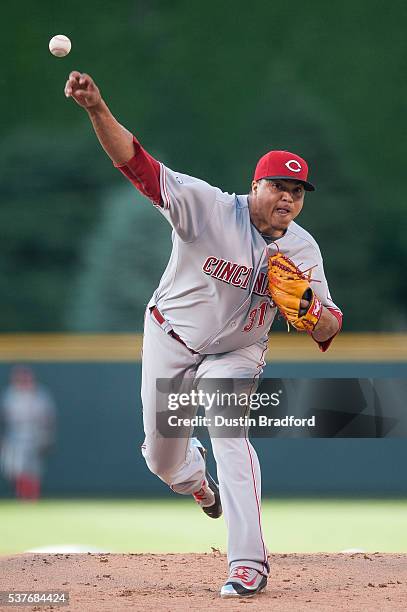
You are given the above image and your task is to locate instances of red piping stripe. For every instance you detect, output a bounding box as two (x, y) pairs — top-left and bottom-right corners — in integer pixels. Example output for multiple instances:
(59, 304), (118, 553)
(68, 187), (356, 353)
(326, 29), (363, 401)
(245, 439), (268, 569)
(243, 340), (268, 570)
(161, 164), (171, 209)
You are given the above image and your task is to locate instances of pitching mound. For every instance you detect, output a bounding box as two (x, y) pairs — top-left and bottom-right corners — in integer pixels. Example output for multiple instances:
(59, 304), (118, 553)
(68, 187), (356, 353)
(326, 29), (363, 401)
(0, 552), (406, 611)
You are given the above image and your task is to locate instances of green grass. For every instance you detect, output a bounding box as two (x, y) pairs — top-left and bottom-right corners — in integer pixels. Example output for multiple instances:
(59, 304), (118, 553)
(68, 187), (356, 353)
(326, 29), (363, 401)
(1, 498), (406, 555)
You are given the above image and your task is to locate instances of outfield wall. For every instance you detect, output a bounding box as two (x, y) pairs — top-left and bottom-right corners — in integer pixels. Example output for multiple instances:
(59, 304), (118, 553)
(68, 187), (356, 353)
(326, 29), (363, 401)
(0, 334), (406, 497)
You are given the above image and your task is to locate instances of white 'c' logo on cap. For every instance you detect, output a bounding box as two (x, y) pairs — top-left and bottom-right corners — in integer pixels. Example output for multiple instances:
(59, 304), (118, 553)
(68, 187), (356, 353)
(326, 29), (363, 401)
(285, 160), (302, 173)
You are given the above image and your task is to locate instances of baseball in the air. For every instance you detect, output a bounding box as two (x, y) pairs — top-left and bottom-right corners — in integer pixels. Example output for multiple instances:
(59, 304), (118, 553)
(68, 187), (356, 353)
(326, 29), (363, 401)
(49, 35), (72, 58)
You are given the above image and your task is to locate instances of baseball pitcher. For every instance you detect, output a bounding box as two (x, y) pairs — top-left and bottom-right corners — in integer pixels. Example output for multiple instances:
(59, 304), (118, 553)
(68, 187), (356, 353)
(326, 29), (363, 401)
(65, 71), (342, 598)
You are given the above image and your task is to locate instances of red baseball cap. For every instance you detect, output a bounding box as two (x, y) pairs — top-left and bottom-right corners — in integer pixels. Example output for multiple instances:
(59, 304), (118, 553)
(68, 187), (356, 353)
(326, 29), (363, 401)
(254, 150), (315, 191)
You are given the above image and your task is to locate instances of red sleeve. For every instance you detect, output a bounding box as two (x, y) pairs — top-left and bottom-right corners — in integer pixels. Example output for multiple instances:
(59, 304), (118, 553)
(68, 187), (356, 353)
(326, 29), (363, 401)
(313, 307), (343, 353)
(115, 136), (162, 206)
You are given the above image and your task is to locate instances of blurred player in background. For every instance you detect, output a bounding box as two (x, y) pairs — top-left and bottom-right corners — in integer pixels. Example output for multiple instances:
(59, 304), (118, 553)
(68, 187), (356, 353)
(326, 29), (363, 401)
(0, 366), (56, 501)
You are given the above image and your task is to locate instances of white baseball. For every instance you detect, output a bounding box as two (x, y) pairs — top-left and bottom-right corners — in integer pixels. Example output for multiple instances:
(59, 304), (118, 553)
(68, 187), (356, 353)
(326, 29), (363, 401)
(49, 35), (72, 58)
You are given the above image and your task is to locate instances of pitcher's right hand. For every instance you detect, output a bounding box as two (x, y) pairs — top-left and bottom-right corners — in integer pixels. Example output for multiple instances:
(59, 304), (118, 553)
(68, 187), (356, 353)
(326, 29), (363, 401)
(64, 71), (102, 109)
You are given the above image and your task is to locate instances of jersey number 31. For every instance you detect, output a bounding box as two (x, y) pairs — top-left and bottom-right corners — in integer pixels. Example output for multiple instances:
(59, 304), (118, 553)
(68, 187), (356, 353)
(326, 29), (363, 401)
(243, 301), (268, 332)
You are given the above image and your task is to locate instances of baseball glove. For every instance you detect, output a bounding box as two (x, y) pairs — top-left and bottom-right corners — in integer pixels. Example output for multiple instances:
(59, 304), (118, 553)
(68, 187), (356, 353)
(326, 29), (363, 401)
(268, 252), (322, 333)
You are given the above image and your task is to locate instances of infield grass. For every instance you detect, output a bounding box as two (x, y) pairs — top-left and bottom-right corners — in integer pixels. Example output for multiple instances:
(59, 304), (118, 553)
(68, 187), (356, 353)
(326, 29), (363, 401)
(0, 498), (406, 555)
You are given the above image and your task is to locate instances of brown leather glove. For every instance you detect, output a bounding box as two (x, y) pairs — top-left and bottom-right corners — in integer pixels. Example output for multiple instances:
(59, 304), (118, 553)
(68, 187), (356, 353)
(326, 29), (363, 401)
(268, 252), (322, 332)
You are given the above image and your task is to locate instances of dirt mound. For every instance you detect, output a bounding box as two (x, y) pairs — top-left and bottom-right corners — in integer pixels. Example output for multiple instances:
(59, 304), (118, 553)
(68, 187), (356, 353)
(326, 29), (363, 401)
(0, 552), (406, 611)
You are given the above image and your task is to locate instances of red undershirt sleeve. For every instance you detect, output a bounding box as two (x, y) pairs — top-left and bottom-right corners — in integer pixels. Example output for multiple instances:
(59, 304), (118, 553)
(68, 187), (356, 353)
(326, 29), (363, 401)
(115, 135), (162, 206)
(313, 308), (343, 352)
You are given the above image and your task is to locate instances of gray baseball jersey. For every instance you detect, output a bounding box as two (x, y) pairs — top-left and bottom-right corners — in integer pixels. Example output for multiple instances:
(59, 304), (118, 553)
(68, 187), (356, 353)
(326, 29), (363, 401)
(148, 164), (341, 353)
(133, 161), (341, 577)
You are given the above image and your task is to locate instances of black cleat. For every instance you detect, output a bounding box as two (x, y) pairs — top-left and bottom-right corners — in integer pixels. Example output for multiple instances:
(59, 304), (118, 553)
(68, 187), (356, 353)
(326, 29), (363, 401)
(192, 443), (222, 519)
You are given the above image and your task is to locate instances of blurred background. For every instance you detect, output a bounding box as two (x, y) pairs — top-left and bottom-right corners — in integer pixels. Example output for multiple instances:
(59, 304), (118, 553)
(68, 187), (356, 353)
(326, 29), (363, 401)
(0, 0), (406, 555)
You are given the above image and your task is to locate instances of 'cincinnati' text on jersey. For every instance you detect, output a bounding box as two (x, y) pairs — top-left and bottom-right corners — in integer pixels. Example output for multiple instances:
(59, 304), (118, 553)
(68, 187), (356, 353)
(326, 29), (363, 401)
(202, 256), (269, 296)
